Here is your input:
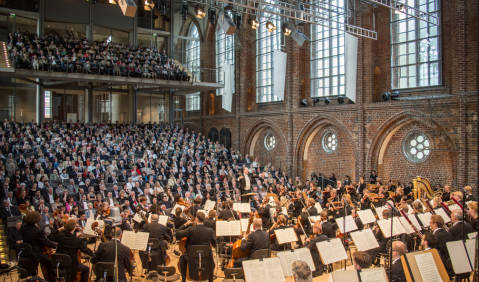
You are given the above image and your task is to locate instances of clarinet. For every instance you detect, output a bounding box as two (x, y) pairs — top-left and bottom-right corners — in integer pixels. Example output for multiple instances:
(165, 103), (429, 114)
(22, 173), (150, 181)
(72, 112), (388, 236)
(424, 199), (449, 231)
(399, 209), (423, 239)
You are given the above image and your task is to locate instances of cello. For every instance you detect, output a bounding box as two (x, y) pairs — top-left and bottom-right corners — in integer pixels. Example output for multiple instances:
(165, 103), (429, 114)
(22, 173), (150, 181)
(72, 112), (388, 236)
(227, 212), (255, 268)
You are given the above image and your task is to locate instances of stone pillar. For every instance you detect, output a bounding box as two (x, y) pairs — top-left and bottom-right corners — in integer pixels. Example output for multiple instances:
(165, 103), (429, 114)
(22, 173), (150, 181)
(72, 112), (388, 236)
(129, 86), (138, 124)
(37, 0), (44, 37)
(169, 90), (174, 126)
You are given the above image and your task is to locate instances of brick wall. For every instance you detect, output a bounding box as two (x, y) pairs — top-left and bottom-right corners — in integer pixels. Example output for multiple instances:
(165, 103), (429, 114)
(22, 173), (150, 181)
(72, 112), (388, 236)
(185, 0), (478, 193)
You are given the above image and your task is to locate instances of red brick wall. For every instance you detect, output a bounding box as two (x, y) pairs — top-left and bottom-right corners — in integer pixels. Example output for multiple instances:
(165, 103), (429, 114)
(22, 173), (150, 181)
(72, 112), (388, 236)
(184, 0), (478, 193)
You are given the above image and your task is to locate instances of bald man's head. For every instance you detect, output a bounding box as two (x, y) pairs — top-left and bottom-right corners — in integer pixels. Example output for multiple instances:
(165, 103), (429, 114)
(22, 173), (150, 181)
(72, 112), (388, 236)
(253, 219), (262, 230)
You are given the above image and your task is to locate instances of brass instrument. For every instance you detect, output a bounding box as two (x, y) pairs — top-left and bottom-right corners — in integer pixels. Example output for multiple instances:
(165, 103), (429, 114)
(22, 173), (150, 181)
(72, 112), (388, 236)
(412, 176), (443, 200)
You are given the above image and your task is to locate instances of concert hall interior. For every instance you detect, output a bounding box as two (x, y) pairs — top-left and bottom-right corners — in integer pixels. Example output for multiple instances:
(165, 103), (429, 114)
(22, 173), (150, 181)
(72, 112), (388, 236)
(0, 0), (477, 282)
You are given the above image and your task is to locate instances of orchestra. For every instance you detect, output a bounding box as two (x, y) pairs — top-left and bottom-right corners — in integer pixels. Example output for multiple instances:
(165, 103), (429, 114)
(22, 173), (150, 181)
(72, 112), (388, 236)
(0, 121), (476, 282)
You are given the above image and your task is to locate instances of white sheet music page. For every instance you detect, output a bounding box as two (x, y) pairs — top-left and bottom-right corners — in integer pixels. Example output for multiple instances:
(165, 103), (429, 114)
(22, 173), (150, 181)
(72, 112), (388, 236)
(229, 220), (242, 236)
(277, 250), (297, 277)
(172, 204), (185, 213)
(316, 238), (348, 265)
(264, 257), (285, 282)
(274, 229), (289, 245)
(132, 231), (149, 251)
(242, 260), (267, 282)
(464, 239), (476, 266)
(158, 215), (168, 226)
(415, 252), (443, 282)
(434, 208), (451, 223)
(374, 206), (388, 218)
(446, 240), (472, 274)
(359, 268), (388, 282)
(240, 218), (250, 232)
(285, 228), (298, 242)
(216, 221), (230, 237)
(314, 203), (323, 212)
(448, 204), (460, 213)
(335, 215), (358, 234)
(417, 212), (433, 227)
(296, 248), (316, 272)
(309, 216), (322, 225)
(357, 209), (377, 224)
(132, 213), (143, 223)
(399, 217), (416, 234)
(204, 200), (216, 211)
(350, 229), (379, 251)
(468, 232), (477, 239)
(120, 230), (135, 249)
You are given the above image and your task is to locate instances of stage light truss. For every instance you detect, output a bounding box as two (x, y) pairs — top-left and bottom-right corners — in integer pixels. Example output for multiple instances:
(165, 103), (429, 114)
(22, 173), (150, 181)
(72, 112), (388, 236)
(364, 0), (439, 26)
(187, 0), (378, 40)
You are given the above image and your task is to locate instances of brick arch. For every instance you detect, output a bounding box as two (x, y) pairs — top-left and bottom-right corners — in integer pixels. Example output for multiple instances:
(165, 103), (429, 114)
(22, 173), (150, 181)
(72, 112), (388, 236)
(366, 111), (458, 177)
(242, 119), (287, 158)
(295, 114), (358, 179)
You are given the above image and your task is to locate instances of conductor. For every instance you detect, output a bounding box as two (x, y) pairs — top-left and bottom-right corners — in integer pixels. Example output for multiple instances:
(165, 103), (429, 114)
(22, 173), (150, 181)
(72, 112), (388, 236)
(237, 166), (260, 203)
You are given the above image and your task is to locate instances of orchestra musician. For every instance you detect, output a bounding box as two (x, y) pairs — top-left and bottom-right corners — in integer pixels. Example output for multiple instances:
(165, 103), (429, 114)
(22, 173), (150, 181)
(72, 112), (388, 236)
(21, 211), (58, 280)
(238, 167), (261, 203)
(360, 189), (371, 210)
(467, 202), (478, 231)
(268, 214), (292, 251)
(411, 201), (425, 228)
(367, 209), (390, 265)
(357, 177), (367, 196)
(189, 196), (202, 218)
(351, 209), (364, 230)
(140, 214), (171, 273)
(430, 215), (453, 264)
(289, 191), (303, 218)
(135, 196), (149, 229)
(257, 198), (273, 229)
(449, 209), (475, 240)
(464, 186), (476, 202)
(233, 218), (269, 268)
(49, 219), (94, 282)
(390, 241), (407, 282)
(120, 210), (133, 231)
(369, 170), (377, 184)
(303, 222), (329, 277)
(91, 227), (134, 282)
(352, 252), (372, 270)
(217, 199), (239, 220)
(294, 198), (318, 247)
(204, 210), (216, 232)
(333, 195), (353, 219)
(441, 185), (451, 202)
(176, 212), (216, 282)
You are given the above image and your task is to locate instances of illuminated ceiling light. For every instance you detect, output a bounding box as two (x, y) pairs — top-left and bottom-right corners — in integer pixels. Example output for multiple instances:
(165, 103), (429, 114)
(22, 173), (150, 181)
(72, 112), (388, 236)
(195, 5), (205, 18)
(282, 24), (292, 36)
(266, 21), (276, 32)
(249, 18), (259, 29)
(144, 0), (154, 11)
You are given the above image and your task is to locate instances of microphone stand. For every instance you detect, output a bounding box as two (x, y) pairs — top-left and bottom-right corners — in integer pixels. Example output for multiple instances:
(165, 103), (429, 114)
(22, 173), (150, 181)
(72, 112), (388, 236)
(342, 197), (347, 271)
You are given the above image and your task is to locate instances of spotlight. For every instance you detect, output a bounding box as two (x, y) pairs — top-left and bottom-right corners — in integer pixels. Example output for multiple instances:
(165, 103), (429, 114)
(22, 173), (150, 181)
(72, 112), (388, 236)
(266, 21), (276, 32)
(382, 92), (391, 101)
(195, 5), (205, 18)
(208, 7), (217, 24)
(312, 98), (320, 104)
(234, 13), (242, 29)
(144, 0), (154, 11)
(391, 91), (400, 99)
(337, 96), (344, 104)
(324, 98), (331, 105)
(180, 2), (189, 20)
(300, 99), (307, 107)
(158, 0), (168, 16)
(282, 24), (292, 36)
(383, 90), (400, 101)
(249, 17), (260, 29)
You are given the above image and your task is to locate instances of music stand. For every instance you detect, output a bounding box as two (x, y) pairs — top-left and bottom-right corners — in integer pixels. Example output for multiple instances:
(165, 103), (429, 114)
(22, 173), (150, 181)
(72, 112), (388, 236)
(223, 268), (244, 282)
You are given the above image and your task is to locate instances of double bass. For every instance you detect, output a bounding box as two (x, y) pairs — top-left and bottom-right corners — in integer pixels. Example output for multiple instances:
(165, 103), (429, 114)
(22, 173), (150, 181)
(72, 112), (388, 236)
(227, 212), (255, 268)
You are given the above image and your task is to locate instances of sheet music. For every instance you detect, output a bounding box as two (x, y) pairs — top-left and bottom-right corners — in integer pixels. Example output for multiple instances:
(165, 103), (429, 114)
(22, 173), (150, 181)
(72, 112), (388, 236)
(277, 248), (315, 277)
(233, 203), (252, 213)
(434, 208), (451, 223)
(264, 257), (286, 282)
(399, 217), (416, 234)
(243, 260), (267, 282)
(335, 216), (358, 234)
(204, 200), (216, 211)
(83, 218), (103, 235)
(314, 202), (323, 212)
(446, 240), (472, 274)
(158, 215), (168, 226)
(216, 220), (242, 237)
(415, 252), (443, 282)
(374, 206), (388, 218)
(132, 213), (143, 223)
(407, 204), (414, 214)
(172, 204), (185, 213)
(357, 209), (377, 224)
(308, 215), (322, 225)
(132, 231), (149, 251)
(350, 229), (380, 251)
(121, 230), (135, 249)
(448, 204), (460, 212)
(417, 212), (432, 227)
(316, 238), (348, 265)
(274, 228), (298, 244)
(359, 268), (388, 282)
(282, 207), (288, 215)
(377, 217), (406, 238)
(408, 213), (422, 229)
(468, 232), (477, 239)
(464, 239), (476, 265)
(240, 218), (250, 232)
(196, 209), (207, 218)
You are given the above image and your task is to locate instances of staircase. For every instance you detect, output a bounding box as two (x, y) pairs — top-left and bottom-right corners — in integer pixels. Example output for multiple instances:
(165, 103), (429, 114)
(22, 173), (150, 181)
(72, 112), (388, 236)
(171, 59), (200, 82)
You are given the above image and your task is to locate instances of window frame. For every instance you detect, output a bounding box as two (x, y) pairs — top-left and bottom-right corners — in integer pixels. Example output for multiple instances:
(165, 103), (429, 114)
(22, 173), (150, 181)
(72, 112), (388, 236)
(390, 0), (442, 90)
(186, 24), (201, 81)
(186, 94), (200, 111)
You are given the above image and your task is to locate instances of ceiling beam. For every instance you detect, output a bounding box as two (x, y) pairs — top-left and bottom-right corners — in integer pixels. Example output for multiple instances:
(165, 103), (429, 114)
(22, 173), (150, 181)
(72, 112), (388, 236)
(16, 77), (42, 86)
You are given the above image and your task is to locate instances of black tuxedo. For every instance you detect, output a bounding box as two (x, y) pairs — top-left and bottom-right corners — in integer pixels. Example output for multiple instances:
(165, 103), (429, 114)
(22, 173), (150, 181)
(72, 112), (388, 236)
(449, 221), (475, 241)
(140, 221), (171, 270)
(320, 221), (335, 238)
(49, 230), (93, 282)
(176, 224), (216, 282)
(233, 229), (270, 267)
(434, 228), (454, 261)
(217, 209), (239, 221)
(239, 173), (259, 203)
(304, 234), (329, 277)
(391, 258), (407, 282)
(257, 204), (273, 229)
(91, 240), (133, 282)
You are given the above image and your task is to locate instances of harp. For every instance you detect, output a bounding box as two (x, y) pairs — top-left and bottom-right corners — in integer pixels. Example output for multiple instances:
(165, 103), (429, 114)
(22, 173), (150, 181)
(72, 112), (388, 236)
(412, 176), (443, 200)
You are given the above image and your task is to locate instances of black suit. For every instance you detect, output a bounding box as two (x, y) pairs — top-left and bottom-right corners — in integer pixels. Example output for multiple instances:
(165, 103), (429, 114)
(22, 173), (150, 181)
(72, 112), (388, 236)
(320, 221), (335, 238)
(304, 234), (329, 277)
(49, 230), (93, 282)
(233, 229), (269, 267)
(434, 228), (453, 261)
(21, 223), (57, 280)
(391, 258), (407, 282)
(0, 205), (21, 219)
(7, 227), (22, 255)
(204, 218), (216, 233)
(449, 221), (475, 241)
(140, 221), (171, 270)
(91, 240), (133, 282)
(176, 224), (216, 282)
(217, 209), (239, 221)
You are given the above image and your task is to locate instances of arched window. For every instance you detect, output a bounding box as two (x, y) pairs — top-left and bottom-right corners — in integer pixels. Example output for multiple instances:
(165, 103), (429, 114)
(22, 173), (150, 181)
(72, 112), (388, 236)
(219, 128), (232, 149)
(186, 24), (201, 80)
(208, 128), (219, 143)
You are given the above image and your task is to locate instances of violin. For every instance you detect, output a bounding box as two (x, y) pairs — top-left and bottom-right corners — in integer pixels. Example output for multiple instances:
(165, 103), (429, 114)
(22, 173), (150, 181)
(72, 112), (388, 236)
(53, 209), (70, 224)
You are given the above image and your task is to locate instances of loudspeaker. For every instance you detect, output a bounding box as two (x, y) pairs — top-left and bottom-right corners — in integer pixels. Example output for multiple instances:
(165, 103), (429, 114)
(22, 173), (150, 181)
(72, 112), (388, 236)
(119, 0), (137, 17)
(291, 29), (309, 46)
(219, 12), (236, 35)
(295, 2), (306, 26)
